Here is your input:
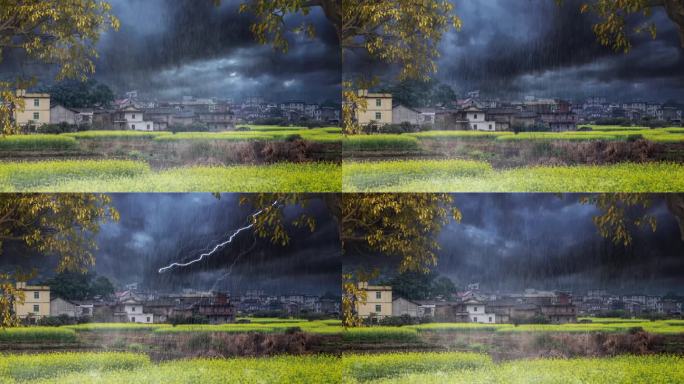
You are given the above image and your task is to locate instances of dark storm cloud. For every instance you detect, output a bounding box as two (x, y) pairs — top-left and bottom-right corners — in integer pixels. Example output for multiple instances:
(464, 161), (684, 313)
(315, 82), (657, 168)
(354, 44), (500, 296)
(435, 0), (684, 101)
(0, 194), (341, 295)
(344, 194), (684, 295)
(94, 0), (341, 101)
(0, 0), (340, 102)
(344, 0), (683, 101)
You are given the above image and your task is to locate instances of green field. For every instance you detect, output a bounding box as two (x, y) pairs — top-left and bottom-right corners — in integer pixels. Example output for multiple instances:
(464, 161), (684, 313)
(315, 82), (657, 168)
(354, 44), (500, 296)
(343, 159), (684, 192)
(343, 353), (684, 383)
(0, 126), (341, 150)
(340, 126), (684, 153)
(337, 319), (684, 344)
(0, 160), (341, 192)
(0, 352), (339, 383)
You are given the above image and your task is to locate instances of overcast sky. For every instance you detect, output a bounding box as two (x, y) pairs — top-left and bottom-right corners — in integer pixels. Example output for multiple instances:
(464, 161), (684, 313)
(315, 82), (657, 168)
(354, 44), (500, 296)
(347, 194), (684, 296)
(1, 0), (341, 103)
(0, 194), (341, 296)
(347, 0), (684, 102)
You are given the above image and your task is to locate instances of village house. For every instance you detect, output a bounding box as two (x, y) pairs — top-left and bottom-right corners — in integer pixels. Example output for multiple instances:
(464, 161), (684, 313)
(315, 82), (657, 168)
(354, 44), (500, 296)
(392, 296), (420, 317)
(113, 106), (154, 131)
(121, 298), (154, 324)
(392, 104), (436, 127)
(14, 90), (50, 127)
(14, 282), (50, 323)
(356, 90), (393, 126)
(461, 106), (497, 131)
(188, 292), (235, 324)
(356, 282), (392, 320)
(50, 297), (94, 318)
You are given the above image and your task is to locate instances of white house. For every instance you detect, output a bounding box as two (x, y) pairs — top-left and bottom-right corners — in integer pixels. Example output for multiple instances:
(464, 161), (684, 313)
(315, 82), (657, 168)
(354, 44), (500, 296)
(392, 297), (419, 317)
(464, 300), (496, 324)
(115, 106), (154, 131)
(463, 106), (497, 131)
(122, 299), (154, 324)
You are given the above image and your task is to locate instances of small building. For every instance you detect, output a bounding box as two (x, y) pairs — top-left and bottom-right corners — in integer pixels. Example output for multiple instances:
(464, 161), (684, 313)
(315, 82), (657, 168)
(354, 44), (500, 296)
(50, 104), (79, 125)
(356, 282), (392, 320)
(50, 297), (94, 318)
(356, 90), (393, 126)
(121, 298), (154, 323)
(14, 282), (50, 323)
(392, 296), (420, 317)
(461, 106), (497, 131)
(463, 300), (496, 324)
(114, 106), (154, 131)
(14, 90), (50, 127)
(392, 104), (423, 126)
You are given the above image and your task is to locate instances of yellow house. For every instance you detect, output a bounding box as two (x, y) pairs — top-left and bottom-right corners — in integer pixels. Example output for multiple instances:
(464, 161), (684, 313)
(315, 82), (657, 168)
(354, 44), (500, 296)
(356, 282), (392, 320)
(14, 282), (51, 322)
(14, 90), (51, 127)
(356, 90), (392, 126)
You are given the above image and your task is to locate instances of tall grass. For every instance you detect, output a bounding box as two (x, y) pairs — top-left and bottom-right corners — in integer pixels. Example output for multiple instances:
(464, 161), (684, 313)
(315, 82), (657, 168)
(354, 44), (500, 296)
(64, 131), (171, 140)
(0, 352), (150, 382)
(343, 135), (419, 152)
(0, 327), (77, 343)
(0, 135), (78, 151)
(343, 160), (684, 192)
(0, 161), (341, 192)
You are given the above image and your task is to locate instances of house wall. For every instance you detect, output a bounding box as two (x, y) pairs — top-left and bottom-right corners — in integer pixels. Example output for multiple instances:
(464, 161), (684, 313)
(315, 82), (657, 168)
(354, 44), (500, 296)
(50, 298), (77, 317)
(50, 105), (78, 125)
(14, 283), (50, 320)
(14, 92), (50, 126)
(392, 105), (421, 125)
(357, 284), (392, 319)
(357, 92), (393, 126)
(392, 298), (418, 317)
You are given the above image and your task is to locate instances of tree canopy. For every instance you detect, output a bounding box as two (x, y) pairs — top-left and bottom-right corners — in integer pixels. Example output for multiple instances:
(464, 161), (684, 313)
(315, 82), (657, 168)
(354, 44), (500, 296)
(0, 194), (118, 327)
(0, 0), (119, 134)
(44, 271), (115, 301)
(44, 80), (115, 109)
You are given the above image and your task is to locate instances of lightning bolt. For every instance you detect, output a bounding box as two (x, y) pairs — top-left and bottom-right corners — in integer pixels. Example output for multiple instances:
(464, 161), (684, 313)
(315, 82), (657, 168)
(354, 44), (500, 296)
(158, 201), (278, 274)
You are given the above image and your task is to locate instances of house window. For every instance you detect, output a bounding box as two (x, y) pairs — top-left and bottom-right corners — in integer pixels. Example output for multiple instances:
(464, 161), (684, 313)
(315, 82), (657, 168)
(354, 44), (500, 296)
(131, 317), (135, 322)
(33, 304), (39, 313)
(489, 124), (492, 130)
(131, 124), (136, 130)
(376, 99), (382, 107)
(132, 114), (136, 119)
(474, 307), (478, 312)
(474, 114), (478, 119)
(376, 292), (381, 299)
(375, 112), (382, 120)
(132, 307), (136, 312)
(473, 316), (477, 322)
(34, 99), (40, 107)
(375, 304), (382, 313)
(33, 112), (40, 120)
(147, 317), (151, 322)
(489, 317), (492, 322)
(147, 124), (150, 130)
(471, 124), (476, 129)
(33, 292), (39, 299)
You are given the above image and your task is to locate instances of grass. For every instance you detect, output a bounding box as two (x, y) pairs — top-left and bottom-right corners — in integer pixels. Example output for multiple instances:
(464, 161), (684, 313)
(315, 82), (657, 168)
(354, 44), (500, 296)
(0, 160), (341, 192)
(342, 352), (492, 382)
(343, 159), (684, 192)
(364, 354), (684, 384)
(154, 319), (342, 335)
(0, 352), (150, 382)
(64, 131), (171, 140)
(341, 327), (419, 343)
(29, 355), (340, 384)
(0, 134), (78, 151)
(0, 327), (77, 343)
(343, 134), (419, 152)
(65, 323), (170, 332)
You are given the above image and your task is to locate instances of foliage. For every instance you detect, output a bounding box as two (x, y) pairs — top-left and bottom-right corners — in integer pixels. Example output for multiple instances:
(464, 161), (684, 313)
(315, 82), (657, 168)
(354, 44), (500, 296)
(0, 327), (77, 343)
(0, 161), (341, 192)
(381, 271), (456, 301)
(381, 79), (456, 108)
(365, 354), (684, 383)
(341, 194), (460, 273)
(29, 354), (341, 384)
(44, 271), (115, 301)
(0, 352), (149, 382)
(580, 194), (657, 247)
(342, 352), (492, 382)
(44, 80), (115, 108)
(0, 134), (78, 151)
(343, 160), (684, 192)
(0, 0), (119, 134)
(572, 0), (684, 51)
(343, 134), (419, 152)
